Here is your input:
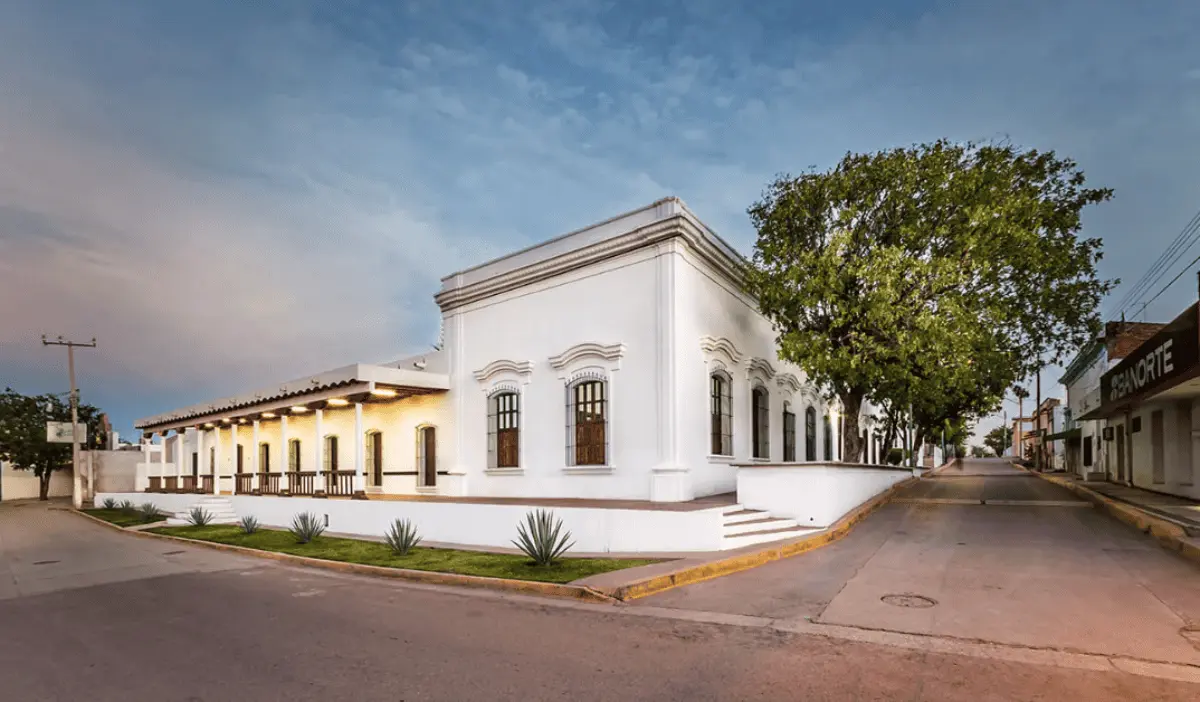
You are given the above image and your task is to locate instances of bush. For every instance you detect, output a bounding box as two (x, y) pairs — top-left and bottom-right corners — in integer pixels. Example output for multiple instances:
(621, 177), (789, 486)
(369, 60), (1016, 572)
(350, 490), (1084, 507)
(512, 509), (574, 566)
(187, 506), (213, 527)
(102, 497), (117, 510)
(886, 447), (905, 466)
(139, 502), (162, 523)
(384, 518), (421, 556)
(288, 512), (325, 544)
(239, 515), (260, 534)
(119, 500), (136, 515)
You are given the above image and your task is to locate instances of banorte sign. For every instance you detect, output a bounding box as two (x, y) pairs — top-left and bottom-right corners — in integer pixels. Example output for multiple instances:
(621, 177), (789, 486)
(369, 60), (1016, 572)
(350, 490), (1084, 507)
(1100, 303), (1200, 410)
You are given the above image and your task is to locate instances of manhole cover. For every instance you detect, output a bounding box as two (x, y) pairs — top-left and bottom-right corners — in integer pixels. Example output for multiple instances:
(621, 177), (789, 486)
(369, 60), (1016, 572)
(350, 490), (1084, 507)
(882, 594), (936, 608)
(32, 560), (60, 566)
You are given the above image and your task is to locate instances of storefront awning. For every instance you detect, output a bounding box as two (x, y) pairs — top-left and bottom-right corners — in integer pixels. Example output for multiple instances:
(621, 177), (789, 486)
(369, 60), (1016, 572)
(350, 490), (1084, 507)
(1044, 427), (1082, 442)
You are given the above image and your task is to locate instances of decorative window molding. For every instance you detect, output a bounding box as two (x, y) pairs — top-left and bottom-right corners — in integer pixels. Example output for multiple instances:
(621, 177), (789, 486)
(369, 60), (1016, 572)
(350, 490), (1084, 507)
(805, 406), (818, 461)
(488, 390), (521, 470)
(699, 336), (743, 366)
(473, 359), (534, 387)
(747, 357), (778, 381)
(548, 343), (625, 372)
(752, 383), (770, 459)
(566, 377), (608, 467)
(776, 372), (802, 395)
(710, 370), (733, 456)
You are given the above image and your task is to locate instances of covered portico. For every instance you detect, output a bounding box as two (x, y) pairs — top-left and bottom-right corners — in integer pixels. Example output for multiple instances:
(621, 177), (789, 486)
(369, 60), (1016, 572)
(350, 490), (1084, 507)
(135, 363), (449, 499)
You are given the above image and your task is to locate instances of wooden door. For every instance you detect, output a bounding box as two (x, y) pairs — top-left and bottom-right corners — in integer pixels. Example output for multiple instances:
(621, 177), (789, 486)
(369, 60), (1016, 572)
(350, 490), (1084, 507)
(1116, 430), (1126, 481)
(422, 427), (436, 487)
(370, 433), (383, 487)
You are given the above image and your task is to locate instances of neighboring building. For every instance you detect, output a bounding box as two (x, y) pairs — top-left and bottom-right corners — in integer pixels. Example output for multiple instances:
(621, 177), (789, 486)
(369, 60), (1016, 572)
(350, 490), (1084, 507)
(1010, 416), (1034, 459)
(122, 198), (915, 553)
(1077, 304), (1197, 498)
(1058, 320), (1165, 481)
(1028, 398), (1062, 470)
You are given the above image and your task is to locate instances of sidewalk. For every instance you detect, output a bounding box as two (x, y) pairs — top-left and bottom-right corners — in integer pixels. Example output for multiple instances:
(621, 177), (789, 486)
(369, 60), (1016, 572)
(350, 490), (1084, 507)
(1050, 473), (1200, 535)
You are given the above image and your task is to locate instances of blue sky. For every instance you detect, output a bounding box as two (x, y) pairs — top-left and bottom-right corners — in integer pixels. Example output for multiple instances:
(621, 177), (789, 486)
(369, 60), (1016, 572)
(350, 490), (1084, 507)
(1, 0), (1198, 442)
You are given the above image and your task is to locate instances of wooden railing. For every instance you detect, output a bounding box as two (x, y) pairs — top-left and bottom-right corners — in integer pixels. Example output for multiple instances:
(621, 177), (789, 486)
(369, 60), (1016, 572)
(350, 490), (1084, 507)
(148, 476), (162, 492)
(259, 473), (280, 495)
(181, 476), (197, 492)
(324, 470), (355, 497)
(289, 471), (316, 496)
(163, 476), (178, 493)
(200, 475), (214, 494)
(235, 473), (253, 494)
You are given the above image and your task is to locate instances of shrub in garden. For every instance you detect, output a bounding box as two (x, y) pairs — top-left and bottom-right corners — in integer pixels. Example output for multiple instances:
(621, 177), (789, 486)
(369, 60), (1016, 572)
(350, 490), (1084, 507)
(239, 515), (260, 535)
(102, 497), (117, 510)
(186, 506), (213, 527)
(886, 447), (905, 466)
(512, 509), (574, 566)
(384, 518), (421, 556)
(139, 502), (162, 523)
(119, 500), (136, 515)
(288, 512), (325, 544)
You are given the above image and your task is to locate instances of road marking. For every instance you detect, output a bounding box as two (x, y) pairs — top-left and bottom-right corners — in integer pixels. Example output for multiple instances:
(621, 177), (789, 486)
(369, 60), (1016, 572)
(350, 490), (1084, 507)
(984, 500), (1090, 507)
(893, 498), (982, 505)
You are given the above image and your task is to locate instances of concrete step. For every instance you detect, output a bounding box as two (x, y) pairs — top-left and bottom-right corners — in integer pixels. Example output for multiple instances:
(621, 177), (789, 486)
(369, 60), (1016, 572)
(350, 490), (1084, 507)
(721, 525), (822, 550)
(722, 516), (799, 536)
(722, 508), (768, 525)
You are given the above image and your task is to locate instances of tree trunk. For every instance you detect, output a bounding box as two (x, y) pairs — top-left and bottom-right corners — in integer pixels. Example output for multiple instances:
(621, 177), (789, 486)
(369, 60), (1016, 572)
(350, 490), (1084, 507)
(840, 391), (865, 463)
(38, 471), (51, 500)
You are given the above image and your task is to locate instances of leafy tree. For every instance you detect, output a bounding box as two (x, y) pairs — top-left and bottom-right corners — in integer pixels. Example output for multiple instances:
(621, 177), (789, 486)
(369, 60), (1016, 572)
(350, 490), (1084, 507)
(745, 140), (1114, 461)
(0, 388), (107, 500)
(983, 424), (1011, 457)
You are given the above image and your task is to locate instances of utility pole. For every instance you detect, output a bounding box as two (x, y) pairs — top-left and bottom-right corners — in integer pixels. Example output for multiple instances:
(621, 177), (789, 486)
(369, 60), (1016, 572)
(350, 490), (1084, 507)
(1035, 358), (1043, 472)
(41, 335), (97, 509)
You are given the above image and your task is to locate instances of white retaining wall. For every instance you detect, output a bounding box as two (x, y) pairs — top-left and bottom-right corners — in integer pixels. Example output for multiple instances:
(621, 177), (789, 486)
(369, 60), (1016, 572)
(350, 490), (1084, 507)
(93, 493), (726, 553)
(736, 463), (914, 528)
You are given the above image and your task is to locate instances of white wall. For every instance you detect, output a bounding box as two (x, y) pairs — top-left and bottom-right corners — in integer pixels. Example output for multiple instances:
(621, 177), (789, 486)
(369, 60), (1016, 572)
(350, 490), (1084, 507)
(1116, 399), (1200, 499)
(1, 461), (72, 500)
(95, 492), (727, 553)
(736, 463), (913, 528)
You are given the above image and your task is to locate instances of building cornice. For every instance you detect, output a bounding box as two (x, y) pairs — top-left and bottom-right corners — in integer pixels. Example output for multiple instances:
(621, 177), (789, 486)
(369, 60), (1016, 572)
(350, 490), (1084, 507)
(435, 214), (746, 314)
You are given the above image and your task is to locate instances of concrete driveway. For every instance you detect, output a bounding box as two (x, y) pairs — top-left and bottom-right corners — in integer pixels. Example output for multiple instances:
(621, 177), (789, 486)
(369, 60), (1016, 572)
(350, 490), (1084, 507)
(639, 459), (1200, 665)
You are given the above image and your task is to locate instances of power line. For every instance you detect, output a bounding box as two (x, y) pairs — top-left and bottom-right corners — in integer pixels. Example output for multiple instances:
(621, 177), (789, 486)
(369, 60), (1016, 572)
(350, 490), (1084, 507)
(1131, 248), (1200, 319)
(1104, 206), (1200, 320)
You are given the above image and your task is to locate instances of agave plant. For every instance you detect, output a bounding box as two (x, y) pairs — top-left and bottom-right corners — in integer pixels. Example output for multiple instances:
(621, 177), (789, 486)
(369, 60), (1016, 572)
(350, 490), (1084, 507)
(186, 506), (213, 527)
(288, 512), (325, 544)
(138, 502), (162, 523)
(384, 518), (421, 556)
(119, 499), (136, 514)
(239, 515), (260, 535)
(512, 509), (574, 566)
(102, 497), (117, 510)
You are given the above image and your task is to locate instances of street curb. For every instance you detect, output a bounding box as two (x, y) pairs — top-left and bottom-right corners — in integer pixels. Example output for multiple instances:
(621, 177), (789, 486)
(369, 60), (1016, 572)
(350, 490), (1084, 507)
(598, 476), (919, 601)
(60, 508), (617, 604)
(1025, 473), (1200, 567)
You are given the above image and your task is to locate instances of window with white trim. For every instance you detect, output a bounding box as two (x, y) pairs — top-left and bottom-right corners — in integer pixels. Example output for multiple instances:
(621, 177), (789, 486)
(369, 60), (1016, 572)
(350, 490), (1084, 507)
(805, 406), (817, 461)
(783, 401), (796, 461)
(752, 385), (769, 459)
(567, 378), (607, 466)
(323, 435), (338, 472)
(288, 438), (301, 472)
(710, 371), (733, 456)
(488, 390), (520, 469)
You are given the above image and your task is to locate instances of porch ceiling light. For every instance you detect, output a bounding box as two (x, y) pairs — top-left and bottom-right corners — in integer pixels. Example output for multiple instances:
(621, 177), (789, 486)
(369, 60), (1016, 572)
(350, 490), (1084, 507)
(261, 412), (277, 419)
(370, 388), (397, 398)
(203, 422), (215, 428)
(327, 398), (349, 406)
(290, 405), (309, 413)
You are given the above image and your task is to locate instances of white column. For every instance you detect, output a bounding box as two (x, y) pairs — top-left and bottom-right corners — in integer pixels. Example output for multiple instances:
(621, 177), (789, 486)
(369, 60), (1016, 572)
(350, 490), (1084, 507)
(212, 426), (221, 495)
(140, 437), (151, 493)
(158, 432), (166, 485)
(251, 420), (261, 492)
(830, 410), (841, 462)
(176, 431), (185, 484)
(314, 409), (326, 494)
(196, 429), (206, 492)
(230, 421), (239, 495)
(353, 402), (365, 495)
(279, 415), (290, 493)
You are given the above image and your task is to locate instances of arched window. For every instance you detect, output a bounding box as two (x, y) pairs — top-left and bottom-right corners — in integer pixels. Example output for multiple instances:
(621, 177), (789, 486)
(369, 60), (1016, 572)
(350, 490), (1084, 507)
(258, 442), (270, 473)
(365, 431), (383, 487)
(823, 415), (833, 461)
(752, 385), (769, 459)
(805, 406), (817, 461)
(710, 371), (733, 456)
(568, 379), (607, 466)
(289, 438), (302, 472)
(323, 435), (339, 472)
(488, 391), (520, 469)
(782, 402), (797, 462)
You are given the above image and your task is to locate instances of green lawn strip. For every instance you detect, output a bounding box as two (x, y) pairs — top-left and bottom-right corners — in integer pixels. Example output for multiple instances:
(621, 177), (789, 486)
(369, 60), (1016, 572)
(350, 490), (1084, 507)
(150, 525), (662, 584)
(83, 508), (163, 528)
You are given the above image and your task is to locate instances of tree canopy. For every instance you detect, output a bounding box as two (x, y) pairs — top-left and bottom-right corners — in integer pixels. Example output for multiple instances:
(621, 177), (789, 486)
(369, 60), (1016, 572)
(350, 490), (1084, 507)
(0, 388), (107, 499)
(745, 140), (1114, 461)
(983, 425), (1011, 457)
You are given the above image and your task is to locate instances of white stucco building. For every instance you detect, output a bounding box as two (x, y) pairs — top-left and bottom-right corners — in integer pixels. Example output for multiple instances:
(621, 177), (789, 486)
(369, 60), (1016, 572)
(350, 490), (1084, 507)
(119, 198), (913, 552)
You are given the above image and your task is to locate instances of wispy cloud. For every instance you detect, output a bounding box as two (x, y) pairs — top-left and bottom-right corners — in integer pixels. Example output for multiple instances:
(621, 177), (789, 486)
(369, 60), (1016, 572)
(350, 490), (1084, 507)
(1, 0), (1197, 438)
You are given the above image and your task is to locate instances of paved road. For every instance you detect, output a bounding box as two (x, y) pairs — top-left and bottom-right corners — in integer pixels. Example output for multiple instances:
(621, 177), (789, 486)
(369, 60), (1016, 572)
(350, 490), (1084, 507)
(642, 459), (1200, 666)
(1, 483), (1198, 700)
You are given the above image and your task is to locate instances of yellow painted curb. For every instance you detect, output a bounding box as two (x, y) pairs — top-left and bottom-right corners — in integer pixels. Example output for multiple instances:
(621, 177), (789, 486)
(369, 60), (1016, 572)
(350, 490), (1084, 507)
(603, 475), (919, 601)
(1028, 473), (1200, 567)
(62, 508), (616, 604)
